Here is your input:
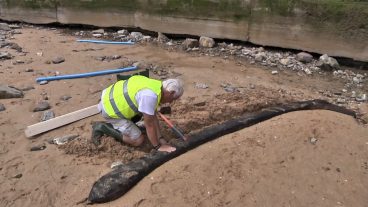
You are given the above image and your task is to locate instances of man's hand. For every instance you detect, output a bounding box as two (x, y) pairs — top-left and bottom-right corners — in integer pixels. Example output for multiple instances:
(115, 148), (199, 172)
(158, 144), (176, 153)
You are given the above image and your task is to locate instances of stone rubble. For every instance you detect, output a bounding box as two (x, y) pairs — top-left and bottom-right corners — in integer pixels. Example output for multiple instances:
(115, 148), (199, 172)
(0, 22), (366, 123)
(52, 25), (368, 109)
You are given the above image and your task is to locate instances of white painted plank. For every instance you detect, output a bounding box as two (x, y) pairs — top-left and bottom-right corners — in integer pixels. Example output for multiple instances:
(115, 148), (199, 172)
(25, 105), (100, 138)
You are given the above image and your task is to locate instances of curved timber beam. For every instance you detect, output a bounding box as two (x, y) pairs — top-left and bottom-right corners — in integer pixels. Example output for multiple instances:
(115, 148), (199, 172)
(87, 99), (356, 203)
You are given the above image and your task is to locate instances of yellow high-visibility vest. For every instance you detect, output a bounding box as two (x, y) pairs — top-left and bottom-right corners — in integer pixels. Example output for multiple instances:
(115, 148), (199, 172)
(102, 75), (162, 119)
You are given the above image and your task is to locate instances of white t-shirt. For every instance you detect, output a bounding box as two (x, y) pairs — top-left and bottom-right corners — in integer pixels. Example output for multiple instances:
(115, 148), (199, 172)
(135, 89), (158, 115)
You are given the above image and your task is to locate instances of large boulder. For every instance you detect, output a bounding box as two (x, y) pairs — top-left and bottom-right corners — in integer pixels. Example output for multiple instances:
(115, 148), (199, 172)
(182, 38), (199, 48)
(157, 32), (169, 43)
(199, 36), (215, 48)
(296, 52), (313, 63)
(317, 54), (340, 70)
(0, 23), (11, 31)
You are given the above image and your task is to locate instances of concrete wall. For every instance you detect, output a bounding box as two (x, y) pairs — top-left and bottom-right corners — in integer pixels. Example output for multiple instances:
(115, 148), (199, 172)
(0, 0), (367, 61)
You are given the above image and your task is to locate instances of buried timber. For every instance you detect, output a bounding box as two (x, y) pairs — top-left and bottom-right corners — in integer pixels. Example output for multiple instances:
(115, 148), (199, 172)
(56, 88), (356, 204)
(87, 99), (355, 203)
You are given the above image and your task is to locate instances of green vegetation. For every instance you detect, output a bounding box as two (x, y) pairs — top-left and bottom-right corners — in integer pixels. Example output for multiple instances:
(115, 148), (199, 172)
(257, 0), (298, 16)
(4, 0), (56, 9)
(2, 0), (251, 21)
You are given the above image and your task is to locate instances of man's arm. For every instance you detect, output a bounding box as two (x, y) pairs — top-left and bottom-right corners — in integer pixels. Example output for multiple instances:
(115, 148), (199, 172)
(143, 113), (176, 152)
(143, 113), (160, 147)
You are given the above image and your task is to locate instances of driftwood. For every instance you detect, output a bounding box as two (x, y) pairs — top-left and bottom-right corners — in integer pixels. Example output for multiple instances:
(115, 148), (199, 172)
(88, 99), (356, 203)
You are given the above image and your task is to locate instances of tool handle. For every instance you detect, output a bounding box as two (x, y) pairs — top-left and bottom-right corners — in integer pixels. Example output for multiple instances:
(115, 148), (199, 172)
(158, 112), (174, 128)
(171, 125), (187, 141)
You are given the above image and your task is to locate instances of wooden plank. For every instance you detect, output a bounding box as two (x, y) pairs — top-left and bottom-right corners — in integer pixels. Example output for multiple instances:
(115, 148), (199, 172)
(25, 105), (100, 138)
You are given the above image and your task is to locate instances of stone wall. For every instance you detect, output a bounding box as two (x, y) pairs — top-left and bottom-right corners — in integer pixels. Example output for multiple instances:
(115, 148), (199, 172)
(0, 0), (367, 61)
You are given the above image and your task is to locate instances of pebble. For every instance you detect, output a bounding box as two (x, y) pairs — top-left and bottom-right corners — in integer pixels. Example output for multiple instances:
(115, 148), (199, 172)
(33, 101), (51, 112)
(41, 110), (55, 121)
(0, 103), (5, 111)
(52, 134), (79, 145)
(195, 83), (209, 89)
(13, 173), (23, 178)
(30, 144), (46, 151)
(39, 80), (48, 85)
(310, 137), (318, 144)
(111, 161), (124, 169)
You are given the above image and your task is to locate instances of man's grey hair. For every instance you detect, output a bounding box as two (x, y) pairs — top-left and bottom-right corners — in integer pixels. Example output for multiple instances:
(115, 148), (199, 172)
(162, 79), (184, 98)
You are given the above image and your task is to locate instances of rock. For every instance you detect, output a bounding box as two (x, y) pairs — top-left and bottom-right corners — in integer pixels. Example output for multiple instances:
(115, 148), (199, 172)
(0, 103), (5, 111)
(142, 36), (151, 41)
(304, 68), (312, 75)
(117, 29), (129, 36)
(92, 34), (102, 38)
(157, 32), (169, 43)
(25, 68), (34, 72)
(280, 58), (291, 66)
(33, 101), (51, 112)
(13, 173), (22, 179)
(224, 86), (239, 93)
(9, 43), (22, 52)
(193, 101), (206, 107)
(130, 32), (143, 41)
(41, 110), (55, 121)
(257, 47), (265, 52)
(111, 161), (124, 169)
(52, 134), (79, 145)
(0, 85), (24, 99)
(60, 95), (72, 101)
(310, 137), (318, 144)
(317, 54), (339, 70)
(356, 94), (367, 102)
(182, 38), (199, 48)
(39, 81), (48, 85)
(296, 52), (313, 63)
(0, 41), (10, 48)
(30, 144), (46, 151)
(352, 77), (362, 84)
(9, 24), (21, 29)
(0, 51), (12, 59)
(0, 23), (11, 31)
(199, 36), (215, 48)
(255, 52), (266, 62)
(112, 55), (121, 60)
(241, 48), (252, 55)
(361, 114), (368, 124)
(95, 56), (106, 61)
(195, 83), (209, 89)
(92, 29), (104, 34)
(52, 56), (65, 64)
(271, 71), (278, 75)
(19, 86), (35, 91)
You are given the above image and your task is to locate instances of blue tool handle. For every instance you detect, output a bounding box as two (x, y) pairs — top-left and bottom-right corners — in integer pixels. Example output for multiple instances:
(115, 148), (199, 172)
(77, 39), (134, 45)
(36, 66), (138, 82)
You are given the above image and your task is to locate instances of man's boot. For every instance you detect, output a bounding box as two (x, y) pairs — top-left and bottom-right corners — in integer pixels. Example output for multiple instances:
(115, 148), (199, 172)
(91, 122), (123, 146)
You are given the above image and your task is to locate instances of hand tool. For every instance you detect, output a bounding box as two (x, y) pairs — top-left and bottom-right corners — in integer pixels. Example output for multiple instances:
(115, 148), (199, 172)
(158, 112), (187, 141)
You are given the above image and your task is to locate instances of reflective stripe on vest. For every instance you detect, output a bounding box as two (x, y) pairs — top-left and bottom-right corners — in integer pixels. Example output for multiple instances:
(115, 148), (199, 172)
(109, 83), (126, 119)
(123, 80), (139, 114)
(102, 75), (162, 119)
